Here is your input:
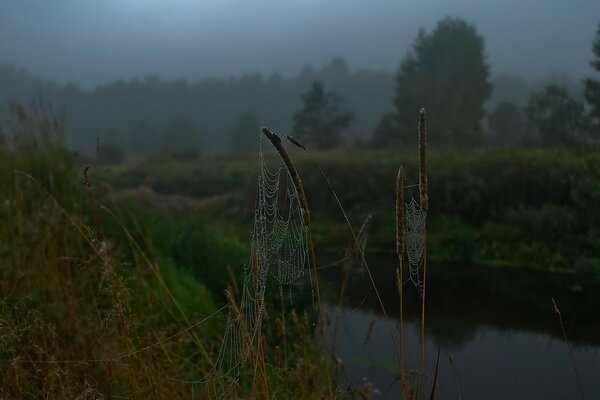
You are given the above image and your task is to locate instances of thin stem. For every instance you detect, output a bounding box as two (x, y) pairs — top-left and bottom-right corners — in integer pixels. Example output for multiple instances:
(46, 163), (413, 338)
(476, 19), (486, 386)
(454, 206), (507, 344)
(299, 148), (402, 367)
(418, 108), (428, 397)
(552, 298), (585, 400)
(396, 167), (407, 395)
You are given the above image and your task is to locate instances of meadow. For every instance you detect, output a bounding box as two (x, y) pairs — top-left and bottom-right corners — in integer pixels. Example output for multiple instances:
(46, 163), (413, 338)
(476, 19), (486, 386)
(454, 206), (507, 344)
(1, 104), (599, 399)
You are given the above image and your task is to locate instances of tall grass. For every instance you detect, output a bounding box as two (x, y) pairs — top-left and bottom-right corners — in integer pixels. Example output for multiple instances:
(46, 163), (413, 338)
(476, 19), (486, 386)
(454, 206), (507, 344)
(1, 103), (439, 398)
(0, 104), (344, 399)
(0, 103), (227, 398)
(276, 110), (433, 398)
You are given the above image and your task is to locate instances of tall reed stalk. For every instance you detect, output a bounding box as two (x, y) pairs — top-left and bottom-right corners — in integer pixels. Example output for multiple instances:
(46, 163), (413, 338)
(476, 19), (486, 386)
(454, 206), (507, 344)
(418, 108), (429, 395)
(396, 166), (406, 395)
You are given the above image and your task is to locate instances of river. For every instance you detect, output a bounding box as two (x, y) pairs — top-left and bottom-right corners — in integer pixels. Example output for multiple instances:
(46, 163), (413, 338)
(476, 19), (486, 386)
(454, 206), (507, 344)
(318, 258), (600, 399)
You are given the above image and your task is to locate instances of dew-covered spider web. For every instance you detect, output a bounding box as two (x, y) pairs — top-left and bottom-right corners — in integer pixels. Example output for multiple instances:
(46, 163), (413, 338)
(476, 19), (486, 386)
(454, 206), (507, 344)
(200, 133), (312, 398)
(405, 196), (427, 295)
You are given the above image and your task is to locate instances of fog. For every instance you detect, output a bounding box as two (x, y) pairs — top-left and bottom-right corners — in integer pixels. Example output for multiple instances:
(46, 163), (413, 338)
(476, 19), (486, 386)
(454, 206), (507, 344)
(1, 0), (599, 87)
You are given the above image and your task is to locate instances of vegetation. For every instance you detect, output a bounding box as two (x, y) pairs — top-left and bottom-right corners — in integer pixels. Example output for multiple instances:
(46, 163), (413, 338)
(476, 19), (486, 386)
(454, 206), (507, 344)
(526, 85), (588, 145)
(3, 13), (600, 400)
(0, 61), (392, 155)
(2, 100), (598, 398)
(584, 21), (600, 137)
(0, 104), (335, 399)
(292, 82), (354, 150)
(487, 101), (529, 145)
(374, 17), (491, 147)
(105, 146), (600, 275)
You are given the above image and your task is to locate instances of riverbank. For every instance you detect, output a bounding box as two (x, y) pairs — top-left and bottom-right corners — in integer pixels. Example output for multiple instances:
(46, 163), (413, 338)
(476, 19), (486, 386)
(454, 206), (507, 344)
(104, 146), (600, 275)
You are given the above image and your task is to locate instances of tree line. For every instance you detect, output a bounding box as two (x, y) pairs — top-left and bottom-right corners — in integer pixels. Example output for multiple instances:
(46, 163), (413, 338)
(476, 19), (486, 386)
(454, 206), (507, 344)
(299, 18), (600, 150)
(1, 17), (598, 159)
(0, 60), (392, 157)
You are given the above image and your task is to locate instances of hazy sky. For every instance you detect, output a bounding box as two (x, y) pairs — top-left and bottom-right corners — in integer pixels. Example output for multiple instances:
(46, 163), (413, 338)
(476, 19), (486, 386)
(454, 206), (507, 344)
(1, 0), (599, 87)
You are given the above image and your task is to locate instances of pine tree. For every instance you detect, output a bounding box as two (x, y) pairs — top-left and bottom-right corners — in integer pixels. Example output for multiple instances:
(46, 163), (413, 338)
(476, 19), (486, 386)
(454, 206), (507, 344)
(374, 18), (491, 147)
(292, 82), (353, 150)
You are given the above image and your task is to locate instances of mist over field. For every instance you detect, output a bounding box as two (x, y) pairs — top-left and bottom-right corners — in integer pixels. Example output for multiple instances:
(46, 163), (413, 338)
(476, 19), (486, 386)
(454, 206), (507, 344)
(1, 1), (599, 154)
(1, 0), (599, 85)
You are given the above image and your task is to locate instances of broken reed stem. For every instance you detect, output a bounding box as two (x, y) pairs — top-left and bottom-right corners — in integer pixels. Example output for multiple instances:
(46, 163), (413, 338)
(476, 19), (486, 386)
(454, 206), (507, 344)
(418, 108), (428, 395)
(261, 127), (310, 226)
(260, 127), (332, 398)
(552, 298), (585, 400)
(396, 166), (406, 394)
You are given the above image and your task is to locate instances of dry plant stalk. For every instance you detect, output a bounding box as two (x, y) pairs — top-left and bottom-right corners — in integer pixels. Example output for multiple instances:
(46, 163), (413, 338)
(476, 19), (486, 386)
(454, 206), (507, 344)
(552, 298), (585, 400)
(225, 286), (270, 397)
(396, 166), (406, 392)
(338, 214), (372, 305)
(418, 108), (429, 394)
(363, 318), (377, 346)
(355, 214), (373, 250)
(343, 214), (373, 269)
(83, 164), (91, 188)
(396, 167), (406, 260)
(419, 108), (428, 212)
(261, 127), (310, 226)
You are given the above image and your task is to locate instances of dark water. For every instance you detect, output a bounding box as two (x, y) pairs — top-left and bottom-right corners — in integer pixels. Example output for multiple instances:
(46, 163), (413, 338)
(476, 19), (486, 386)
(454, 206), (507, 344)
(319, 258), (600, 399)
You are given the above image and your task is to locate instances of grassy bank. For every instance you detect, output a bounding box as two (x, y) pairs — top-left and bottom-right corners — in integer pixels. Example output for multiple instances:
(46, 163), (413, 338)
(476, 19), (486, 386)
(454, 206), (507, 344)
(0, 108), (334, 398)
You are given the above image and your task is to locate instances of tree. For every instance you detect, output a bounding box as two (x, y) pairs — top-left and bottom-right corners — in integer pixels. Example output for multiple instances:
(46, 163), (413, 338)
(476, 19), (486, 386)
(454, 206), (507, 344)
(584, 21), (600, 137)
(292, 82), (354, 150)
(487, 102), (529, 145)
(525, 85), (587, 145)
(373, 18), (491, 147)
(228, 112), (261, 153)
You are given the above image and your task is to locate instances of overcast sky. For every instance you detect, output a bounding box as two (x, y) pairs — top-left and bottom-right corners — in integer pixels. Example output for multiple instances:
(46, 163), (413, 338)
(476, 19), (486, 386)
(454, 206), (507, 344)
(0, 0), (599, 87)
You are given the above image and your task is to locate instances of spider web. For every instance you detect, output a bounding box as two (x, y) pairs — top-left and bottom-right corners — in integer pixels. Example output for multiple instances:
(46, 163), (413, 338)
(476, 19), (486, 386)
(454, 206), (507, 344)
(405, 197), (427, 295)
(202, 134), (312, 398)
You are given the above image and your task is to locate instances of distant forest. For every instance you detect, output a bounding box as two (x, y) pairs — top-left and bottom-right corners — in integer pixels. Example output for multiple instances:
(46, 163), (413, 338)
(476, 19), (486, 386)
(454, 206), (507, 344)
(0, 59), (585, 156)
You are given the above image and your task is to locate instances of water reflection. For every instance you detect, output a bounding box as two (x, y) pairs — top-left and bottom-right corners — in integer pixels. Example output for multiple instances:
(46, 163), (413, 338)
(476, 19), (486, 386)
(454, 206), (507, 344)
(319, 257), (600, 399)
